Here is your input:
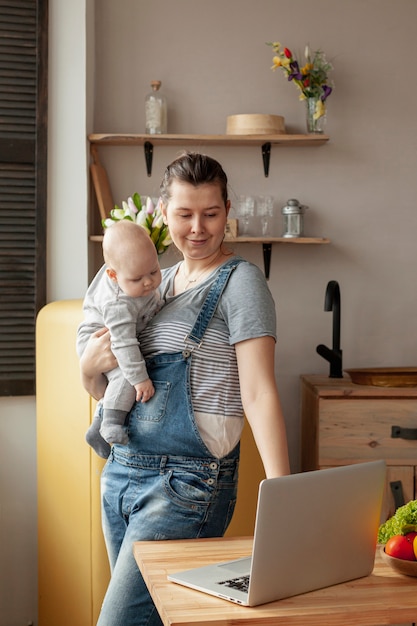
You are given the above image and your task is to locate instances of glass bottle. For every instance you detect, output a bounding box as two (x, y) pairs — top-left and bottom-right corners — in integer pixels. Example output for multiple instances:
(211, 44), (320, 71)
(145, 80), (167, 134)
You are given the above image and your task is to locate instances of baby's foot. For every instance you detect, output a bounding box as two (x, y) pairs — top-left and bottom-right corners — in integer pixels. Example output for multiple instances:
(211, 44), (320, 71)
(85, 411), (111, 458)
(100, 424), (129, 445)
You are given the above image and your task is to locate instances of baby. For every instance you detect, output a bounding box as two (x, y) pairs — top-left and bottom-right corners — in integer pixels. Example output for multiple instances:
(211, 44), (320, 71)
(77, 220), (162, 458)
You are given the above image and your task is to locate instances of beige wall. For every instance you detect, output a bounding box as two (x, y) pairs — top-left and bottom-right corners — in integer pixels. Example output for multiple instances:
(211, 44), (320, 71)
(2, 0), (417, 623)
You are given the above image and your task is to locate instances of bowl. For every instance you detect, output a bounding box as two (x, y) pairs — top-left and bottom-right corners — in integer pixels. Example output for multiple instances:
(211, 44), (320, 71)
(381, 547), (417, 577)
(345, 367), (417, 387)
(226, 114), (285, 135)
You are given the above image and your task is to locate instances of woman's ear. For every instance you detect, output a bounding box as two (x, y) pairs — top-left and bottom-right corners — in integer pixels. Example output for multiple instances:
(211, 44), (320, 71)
(225, 199), (231, 217)
(106, 267), (118, 282)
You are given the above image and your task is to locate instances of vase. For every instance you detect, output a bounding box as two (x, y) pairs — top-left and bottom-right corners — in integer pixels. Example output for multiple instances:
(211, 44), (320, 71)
(306, 97), (326, 134)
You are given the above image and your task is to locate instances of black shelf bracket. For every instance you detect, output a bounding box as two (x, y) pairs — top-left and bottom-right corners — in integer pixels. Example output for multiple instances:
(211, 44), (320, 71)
(147, 140), (272, 178)
(144, 141), (153, 177)
(262, 243), (272, 280)
(261, 142), (271, 177)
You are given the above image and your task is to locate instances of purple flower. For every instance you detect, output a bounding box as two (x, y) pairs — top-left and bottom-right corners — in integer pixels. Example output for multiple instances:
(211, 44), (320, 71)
(321, 85), (332, 101)
(288, 60), (303, 81)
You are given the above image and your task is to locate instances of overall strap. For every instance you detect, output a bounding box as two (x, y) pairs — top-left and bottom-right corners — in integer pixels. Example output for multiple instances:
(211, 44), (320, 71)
(184, 258), (242, 350)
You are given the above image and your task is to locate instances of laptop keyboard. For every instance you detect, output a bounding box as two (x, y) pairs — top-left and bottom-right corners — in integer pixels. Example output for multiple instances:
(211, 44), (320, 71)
(218, 575), (250, 593)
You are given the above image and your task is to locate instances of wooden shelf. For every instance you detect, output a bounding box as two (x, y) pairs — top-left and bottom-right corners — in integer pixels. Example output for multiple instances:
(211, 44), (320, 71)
(88, 132), (329, 147)
(89, 235), (330, 279)
(225, 236), (330, 244)
(89, 235), (330, 244)
(88, 132), (329, 177)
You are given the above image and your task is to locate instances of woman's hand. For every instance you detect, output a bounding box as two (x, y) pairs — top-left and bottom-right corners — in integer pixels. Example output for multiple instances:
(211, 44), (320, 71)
(79, 327), (117, 399)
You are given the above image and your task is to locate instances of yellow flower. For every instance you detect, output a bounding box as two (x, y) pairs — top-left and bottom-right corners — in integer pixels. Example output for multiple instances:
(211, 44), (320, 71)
(301, 62), (313, 75)
(313, 99), (325, 120)
(271, 56), (282, 69)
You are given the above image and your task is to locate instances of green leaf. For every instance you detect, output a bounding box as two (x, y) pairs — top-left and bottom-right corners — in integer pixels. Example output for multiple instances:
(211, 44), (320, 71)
(132, 192), (142, 210)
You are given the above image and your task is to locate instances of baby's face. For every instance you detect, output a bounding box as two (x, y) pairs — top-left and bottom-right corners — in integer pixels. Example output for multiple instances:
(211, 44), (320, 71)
(115, 248), (161, 298)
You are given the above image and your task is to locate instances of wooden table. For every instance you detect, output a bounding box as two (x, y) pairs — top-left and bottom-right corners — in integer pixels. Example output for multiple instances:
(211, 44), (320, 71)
(133, 536), (417, 626)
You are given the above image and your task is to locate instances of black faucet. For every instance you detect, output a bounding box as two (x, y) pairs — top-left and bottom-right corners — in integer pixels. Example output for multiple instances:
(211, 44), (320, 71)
(316, 280), (343, 378)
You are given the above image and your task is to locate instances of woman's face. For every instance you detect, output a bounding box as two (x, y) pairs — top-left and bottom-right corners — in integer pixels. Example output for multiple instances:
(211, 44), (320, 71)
(162, 181), (230, 260)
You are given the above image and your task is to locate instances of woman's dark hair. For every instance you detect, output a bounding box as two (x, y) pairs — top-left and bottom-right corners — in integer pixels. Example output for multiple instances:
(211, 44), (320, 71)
(160, 152), (228, 206)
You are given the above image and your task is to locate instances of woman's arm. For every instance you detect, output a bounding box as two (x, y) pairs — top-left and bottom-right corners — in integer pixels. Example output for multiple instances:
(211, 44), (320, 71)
(235, 335), (290, 479)
(79, 327), (117, 400)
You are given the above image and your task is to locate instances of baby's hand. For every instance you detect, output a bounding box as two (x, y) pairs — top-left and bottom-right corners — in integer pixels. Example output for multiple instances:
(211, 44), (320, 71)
(134, 378), (155, 403)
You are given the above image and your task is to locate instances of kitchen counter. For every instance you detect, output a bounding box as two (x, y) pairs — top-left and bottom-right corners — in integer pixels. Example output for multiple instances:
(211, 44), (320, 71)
(133, 536), (417, 625)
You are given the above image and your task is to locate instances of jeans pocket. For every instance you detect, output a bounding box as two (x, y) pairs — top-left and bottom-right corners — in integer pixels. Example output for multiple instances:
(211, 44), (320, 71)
(131, 380), (171, 422)
(163, 469), (212, 511)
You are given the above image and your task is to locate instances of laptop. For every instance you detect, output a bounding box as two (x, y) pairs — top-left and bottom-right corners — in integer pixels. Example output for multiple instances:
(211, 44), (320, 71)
(168, 460), (386, 606)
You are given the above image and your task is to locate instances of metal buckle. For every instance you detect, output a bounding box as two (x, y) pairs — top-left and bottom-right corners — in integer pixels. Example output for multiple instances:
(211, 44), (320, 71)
(182, 334), (202, 358)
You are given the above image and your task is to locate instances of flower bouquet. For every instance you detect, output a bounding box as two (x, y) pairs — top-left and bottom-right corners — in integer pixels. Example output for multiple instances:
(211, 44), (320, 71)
(103, 193), (172, 255)
(267, 41), (333, 132)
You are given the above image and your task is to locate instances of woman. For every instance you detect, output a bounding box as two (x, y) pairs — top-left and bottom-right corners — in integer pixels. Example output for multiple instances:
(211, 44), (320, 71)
(80, 152), (290, 626)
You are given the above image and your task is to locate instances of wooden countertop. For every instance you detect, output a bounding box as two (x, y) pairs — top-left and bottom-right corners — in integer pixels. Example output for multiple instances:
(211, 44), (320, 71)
(301, 374), (417, 398)
(133, 536), (417, 625)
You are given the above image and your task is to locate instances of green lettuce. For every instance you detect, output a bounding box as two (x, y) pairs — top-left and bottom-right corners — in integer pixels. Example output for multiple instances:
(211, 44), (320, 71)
(378, 500), (417, 544)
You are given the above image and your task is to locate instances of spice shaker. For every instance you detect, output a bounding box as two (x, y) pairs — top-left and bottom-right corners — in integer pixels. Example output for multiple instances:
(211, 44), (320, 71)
(281, 199), (308, 238)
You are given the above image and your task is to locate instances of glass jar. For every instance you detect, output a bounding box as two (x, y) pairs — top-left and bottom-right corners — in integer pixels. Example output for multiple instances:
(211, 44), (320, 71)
(145, 80), (167, 134)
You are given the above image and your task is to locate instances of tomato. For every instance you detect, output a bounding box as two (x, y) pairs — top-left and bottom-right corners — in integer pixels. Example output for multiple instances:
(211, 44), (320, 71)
(385, 533), (417, 561)
(406, 531), (417, 542)
(414, 535), (417, 560)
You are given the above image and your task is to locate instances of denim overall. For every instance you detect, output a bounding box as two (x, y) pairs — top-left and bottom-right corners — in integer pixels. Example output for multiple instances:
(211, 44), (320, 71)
(98, 258), (242, 626)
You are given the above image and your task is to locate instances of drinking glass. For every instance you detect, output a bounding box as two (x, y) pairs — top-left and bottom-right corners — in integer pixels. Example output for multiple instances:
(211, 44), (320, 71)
(257, 195), (274, 236)
(236, 195), (256, 235)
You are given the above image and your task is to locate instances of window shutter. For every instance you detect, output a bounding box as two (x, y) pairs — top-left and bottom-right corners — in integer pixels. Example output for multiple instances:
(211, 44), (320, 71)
(0, 0), (47, 395)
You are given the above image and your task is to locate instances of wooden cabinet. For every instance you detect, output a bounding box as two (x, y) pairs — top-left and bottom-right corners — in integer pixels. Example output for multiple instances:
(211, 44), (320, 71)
(301, 375), (417, 522)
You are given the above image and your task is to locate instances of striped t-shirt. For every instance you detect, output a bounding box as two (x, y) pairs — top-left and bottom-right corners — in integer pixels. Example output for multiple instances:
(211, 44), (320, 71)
(138, 257), (276, 458)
